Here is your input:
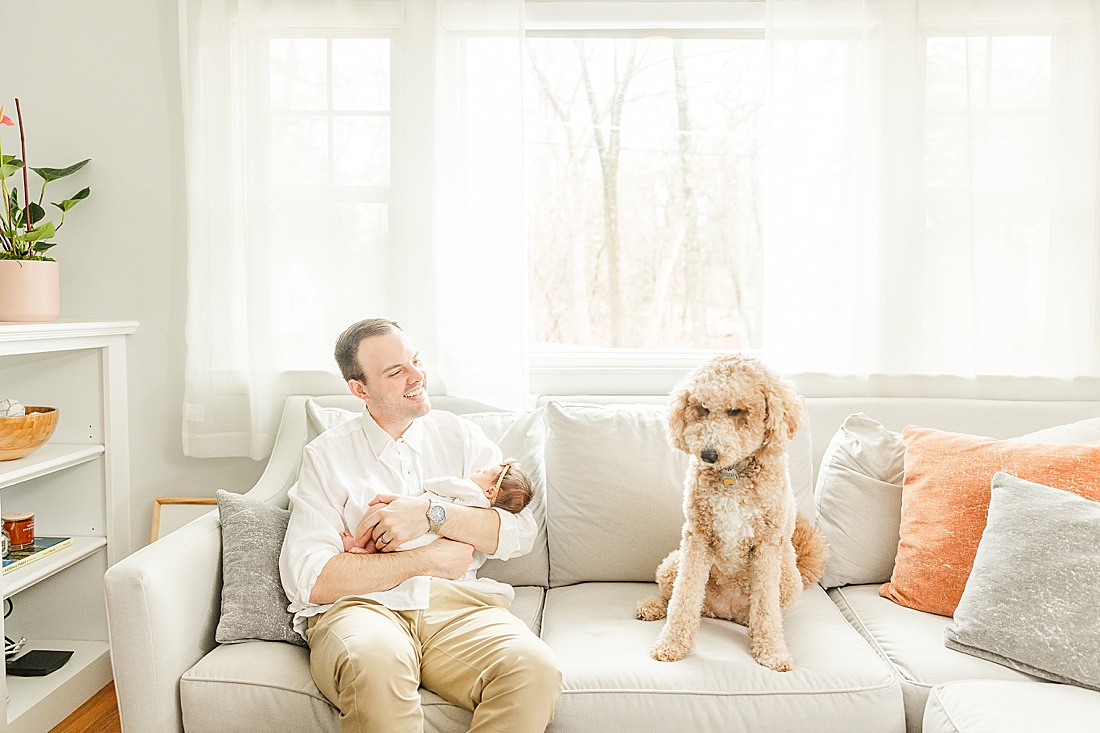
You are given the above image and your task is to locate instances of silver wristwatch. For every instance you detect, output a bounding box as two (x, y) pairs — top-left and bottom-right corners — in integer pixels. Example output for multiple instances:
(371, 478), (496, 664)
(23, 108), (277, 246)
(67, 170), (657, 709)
(426, 497), (447, 533)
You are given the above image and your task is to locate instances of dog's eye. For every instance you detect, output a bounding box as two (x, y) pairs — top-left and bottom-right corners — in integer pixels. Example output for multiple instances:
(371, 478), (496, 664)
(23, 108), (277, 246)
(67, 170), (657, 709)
(695, 405), (710, 417)
(726, 408), (744, 417)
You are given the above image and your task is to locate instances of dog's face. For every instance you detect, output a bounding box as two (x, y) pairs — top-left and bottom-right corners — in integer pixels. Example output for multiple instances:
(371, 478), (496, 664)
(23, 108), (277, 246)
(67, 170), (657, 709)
(667, 354), (802, 473)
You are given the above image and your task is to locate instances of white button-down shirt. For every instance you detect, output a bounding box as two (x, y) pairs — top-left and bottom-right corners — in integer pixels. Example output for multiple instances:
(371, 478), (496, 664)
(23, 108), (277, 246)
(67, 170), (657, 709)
(280, 407), (537, 636)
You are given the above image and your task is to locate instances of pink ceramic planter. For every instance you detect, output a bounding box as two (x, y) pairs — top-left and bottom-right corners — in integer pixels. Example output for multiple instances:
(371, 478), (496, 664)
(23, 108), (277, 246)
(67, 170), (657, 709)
(0, 259), (60, 322)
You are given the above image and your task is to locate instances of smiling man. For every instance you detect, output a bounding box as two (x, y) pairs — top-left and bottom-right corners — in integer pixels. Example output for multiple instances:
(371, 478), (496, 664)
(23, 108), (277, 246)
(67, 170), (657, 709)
(280, 318), (561, 733)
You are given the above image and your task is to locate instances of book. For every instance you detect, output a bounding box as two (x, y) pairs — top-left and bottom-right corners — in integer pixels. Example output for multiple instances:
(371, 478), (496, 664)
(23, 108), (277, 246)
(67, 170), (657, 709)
(2, 536), (73, 575)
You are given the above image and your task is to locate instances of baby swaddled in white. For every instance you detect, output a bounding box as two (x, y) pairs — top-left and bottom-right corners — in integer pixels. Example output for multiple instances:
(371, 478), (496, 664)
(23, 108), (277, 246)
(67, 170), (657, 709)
(340, 460), (534, 582)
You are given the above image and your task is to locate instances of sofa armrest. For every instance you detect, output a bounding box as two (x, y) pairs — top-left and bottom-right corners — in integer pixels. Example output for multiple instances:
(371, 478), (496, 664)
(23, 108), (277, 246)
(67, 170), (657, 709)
(105, 512), (223, 733)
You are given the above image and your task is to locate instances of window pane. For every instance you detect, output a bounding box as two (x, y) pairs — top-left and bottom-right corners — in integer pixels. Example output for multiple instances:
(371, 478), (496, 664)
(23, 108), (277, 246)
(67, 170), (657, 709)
(270, 38), (328, 111)
(271, 113), (328, 186)
(524, 37), (766, 350)
(266, 202), (390, 370)
(333, 39), (390, 111)
(333, 116), (390, 186)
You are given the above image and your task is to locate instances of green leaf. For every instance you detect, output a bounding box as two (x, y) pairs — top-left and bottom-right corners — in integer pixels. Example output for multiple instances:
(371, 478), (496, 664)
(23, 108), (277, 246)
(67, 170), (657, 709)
(0, 155), (23, 179)
(31, 159), (90, 183)
(19, 221), (56, 243)
(31, 202), (45, 225)
(52, 187), (90, 212)
(33, 242), (57, 253)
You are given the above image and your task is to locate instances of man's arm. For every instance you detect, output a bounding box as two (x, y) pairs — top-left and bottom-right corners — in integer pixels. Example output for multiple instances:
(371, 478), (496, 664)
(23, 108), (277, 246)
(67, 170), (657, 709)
(356, 494), (502, 555)
(309, 537), (475, 604)
(283, 447), (476, 611)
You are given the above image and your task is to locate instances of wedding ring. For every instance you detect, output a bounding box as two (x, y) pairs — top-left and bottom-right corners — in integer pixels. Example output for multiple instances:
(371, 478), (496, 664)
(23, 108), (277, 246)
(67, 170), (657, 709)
(380, 535), (391, 545)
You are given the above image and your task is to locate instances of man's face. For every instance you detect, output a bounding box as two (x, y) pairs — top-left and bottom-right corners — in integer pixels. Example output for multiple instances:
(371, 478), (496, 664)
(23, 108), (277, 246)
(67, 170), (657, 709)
(352, 328), (431, 437)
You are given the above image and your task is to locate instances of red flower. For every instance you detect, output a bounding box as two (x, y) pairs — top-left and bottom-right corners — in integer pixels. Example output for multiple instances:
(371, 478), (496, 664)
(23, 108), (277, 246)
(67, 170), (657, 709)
(0, 104), (13, 126)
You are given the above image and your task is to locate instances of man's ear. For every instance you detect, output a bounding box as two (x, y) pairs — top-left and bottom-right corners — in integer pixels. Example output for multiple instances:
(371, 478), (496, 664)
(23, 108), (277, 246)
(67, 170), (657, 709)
(348, 378), (371, 404)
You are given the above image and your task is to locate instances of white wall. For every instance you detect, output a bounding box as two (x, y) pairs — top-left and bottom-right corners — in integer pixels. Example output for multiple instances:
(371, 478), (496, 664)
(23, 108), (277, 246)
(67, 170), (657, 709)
(0, 0), (264, 550)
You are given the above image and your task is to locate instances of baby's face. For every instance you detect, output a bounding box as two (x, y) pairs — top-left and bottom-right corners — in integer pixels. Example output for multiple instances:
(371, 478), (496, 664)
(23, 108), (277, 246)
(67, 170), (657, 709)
(469, 467), (499, 497)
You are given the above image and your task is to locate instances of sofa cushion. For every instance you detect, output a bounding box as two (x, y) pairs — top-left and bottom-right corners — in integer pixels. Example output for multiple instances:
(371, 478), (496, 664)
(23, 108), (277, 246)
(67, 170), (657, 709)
(215, 489), (306, 647)
(829, 584), (1038, 733)
(922, 680), (1100, 733)
(945, 473), (1100, 692)
(180, 585), (546, 733)
(881, 427), (1100, 617)
(540, 582), (902, 732)
(814, 413), (904, 588)
(545, 401), (687, 586)
(544, 400), (812, 587)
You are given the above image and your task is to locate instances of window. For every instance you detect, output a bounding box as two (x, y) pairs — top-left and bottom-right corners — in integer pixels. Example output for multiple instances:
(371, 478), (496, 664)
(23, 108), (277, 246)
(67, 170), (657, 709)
(260, 35), (393, 372)
(524, 36), (767, 352)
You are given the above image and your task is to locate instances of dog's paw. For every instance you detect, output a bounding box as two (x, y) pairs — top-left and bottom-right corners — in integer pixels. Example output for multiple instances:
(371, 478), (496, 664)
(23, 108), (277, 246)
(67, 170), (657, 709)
(752, 647), (793, 672)
(635, 597), (668, 622)
(651, 637), (692, 662)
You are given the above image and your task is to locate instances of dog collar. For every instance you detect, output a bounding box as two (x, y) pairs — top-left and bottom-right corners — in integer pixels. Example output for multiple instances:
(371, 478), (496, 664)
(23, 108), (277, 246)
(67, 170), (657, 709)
(721, 460), (753, 486)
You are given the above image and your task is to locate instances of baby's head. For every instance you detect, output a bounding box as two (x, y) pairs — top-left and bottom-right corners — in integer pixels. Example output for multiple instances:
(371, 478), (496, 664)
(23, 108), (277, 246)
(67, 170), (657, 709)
(470, 459), (533, 514)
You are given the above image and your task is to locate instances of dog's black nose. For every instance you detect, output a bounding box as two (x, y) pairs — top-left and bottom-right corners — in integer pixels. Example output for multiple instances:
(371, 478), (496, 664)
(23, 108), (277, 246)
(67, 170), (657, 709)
(700, 448), (718, 464)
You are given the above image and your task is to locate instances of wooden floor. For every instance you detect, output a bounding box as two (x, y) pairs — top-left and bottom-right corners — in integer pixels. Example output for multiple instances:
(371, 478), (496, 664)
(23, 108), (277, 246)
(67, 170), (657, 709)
(49, 682), (121, 733)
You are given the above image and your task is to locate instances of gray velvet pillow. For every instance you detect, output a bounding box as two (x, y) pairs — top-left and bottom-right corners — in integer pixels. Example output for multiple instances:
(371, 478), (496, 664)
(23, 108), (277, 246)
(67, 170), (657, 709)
(944, 472), (1100, 691)
(215, 489), (306, 647)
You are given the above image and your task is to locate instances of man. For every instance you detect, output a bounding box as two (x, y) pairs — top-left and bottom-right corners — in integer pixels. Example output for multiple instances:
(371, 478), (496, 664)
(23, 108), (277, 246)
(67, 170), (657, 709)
(280, 318), (561, 733)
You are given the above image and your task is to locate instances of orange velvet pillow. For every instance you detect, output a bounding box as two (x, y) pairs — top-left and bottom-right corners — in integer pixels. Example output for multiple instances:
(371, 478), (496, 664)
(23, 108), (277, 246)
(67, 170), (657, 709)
(879, 427), (1100, 617)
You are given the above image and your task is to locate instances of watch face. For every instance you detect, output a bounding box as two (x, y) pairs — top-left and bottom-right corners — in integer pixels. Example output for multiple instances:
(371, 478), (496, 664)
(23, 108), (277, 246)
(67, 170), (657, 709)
(428, 504), (446, 523)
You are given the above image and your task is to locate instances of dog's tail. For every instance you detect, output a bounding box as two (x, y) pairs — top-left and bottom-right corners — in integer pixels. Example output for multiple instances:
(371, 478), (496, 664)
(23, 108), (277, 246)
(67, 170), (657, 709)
(792, 514), (829, 588)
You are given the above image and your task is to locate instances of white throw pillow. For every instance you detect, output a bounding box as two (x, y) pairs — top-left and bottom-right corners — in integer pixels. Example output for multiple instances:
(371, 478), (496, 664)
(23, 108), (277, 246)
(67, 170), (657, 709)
(814, 413), (905, 588)
(465, 409), (549, 588)
(305, 399), (358, 440)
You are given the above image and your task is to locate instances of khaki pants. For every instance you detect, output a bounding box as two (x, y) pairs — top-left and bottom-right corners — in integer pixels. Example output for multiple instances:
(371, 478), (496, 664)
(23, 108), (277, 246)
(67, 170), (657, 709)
(306, 581), (562, 733)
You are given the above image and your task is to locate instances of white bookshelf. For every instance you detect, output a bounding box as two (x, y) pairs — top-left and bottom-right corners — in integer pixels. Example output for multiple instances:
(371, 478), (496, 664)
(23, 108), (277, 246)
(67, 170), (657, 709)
(0, 320), (137, 733)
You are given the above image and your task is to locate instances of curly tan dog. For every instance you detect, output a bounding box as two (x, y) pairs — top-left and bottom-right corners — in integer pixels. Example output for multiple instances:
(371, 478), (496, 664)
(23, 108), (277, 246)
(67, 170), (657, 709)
(636, 354), (828, 671)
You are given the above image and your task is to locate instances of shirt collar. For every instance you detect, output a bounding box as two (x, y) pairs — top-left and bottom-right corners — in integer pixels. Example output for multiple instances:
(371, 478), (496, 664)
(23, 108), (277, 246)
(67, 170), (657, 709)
(361, 407), (425, 458)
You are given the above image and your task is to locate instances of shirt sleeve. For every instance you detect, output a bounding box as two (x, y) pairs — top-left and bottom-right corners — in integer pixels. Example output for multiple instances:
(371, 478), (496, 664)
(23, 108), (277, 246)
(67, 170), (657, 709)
(488, 504), (537, 560)
(280, 445), (344, 613)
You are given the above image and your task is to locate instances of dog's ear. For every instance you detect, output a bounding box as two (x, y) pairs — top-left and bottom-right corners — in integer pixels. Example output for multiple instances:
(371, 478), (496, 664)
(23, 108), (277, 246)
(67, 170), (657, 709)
(763, 378), (804, 446)
(666, 388), (692, 453)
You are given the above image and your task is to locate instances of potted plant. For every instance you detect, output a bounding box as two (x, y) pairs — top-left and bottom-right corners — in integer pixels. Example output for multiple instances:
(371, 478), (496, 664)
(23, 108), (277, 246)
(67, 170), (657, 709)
(0, 98), (90, 322)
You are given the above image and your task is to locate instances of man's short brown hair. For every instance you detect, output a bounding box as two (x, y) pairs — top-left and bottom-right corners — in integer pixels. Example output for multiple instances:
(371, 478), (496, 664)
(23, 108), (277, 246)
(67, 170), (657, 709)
(334, 318), (401, 383)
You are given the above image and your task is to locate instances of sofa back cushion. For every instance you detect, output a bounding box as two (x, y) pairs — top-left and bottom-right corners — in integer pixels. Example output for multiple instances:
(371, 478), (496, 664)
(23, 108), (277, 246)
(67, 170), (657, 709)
(544, 400), (813, 586)
(545, 401), (688, 586)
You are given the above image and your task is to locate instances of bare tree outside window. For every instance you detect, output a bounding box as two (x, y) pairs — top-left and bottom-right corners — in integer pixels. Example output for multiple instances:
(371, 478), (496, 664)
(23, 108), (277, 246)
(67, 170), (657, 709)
(525, 37), (766, 351)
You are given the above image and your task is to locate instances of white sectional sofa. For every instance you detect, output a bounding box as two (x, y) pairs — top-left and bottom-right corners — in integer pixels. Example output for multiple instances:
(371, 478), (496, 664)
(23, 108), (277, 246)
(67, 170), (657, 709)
(104, 386), (1100, 733)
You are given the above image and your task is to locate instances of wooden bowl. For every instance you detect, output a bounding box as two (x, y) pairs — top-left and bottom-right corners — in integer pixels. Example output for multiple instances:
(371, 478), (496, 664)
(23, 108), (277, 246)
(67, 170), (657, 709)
(0, 406), (59, 461)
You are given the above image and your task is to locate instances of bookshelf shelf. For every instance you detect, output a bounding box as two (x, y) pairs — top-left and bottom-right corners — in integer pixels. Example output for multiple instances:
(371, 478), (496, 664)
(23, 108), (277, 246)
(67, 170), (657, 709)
(0, 444), (105, 491)
(0, 321), (137, 733)
(4, 639), (112, 733)
(3, 536), (108, 598)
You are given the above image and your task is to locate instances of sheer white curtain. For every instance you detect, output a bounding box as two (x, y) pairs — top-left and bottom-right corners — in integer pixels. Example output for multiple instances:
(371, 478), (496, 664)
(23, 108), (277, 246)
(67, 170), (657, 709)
(762, 0), (1100, 378)
(180, 0), (1100, 458)
(179, 0), (527, 458)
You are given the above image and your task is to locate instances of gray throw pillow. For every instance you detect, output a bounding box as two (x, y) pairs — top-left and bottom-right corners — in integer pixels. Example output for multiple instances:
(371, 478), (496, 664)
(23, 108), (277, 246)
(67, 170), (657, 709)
(944, 472), (1100, 691)
(215, 489), (306, 647)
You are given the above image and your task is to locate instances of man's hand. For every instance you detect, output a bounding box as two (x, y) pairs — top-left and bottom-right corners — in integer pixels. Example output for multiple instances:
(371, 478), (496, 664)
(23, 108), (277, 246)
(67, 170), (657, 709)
(355, 494), (430, 552)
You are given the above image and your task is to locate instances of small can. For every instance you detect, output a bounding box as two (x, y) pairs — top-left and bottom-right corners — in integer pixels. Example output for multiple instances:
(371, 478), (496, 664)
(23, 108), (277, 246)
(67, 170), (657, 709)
(2, 512), (34, 550)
